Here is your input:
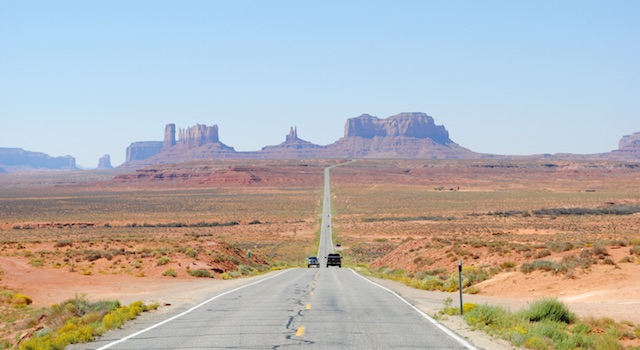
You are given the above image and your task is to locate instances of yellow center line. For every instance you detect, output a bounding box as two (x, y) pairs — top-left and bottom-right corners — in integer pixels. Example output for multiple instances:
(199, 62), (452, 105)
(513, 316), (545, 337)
(296, 326), (305, 337)
(306, 304), (311, 310)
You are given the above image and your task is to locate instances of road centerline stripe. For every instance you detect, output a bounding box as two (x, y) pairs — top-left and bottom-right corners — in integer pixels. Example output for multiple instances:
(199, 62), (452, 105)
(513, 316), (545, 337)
(95, 269), (293, 350)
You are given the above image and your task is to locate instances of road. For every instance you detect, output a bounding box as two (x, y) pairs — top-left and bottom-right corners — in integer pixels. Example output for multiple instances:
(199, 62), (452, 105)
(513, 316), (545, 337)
(79, 163), (476, 350)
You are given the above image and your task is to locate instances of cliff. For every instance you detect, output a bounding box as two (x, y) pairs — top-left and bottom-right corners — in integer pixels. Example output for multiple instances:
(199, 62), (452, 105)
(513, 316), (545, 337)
(126, 141), (164, 163)
(125, 123), (237, 166)
(326, 112), (474, 159)
(120, 114), (640, 167)
(0, 147), (77, 172)
(344, 113), (451, 144)
(97, 154), (113, 169)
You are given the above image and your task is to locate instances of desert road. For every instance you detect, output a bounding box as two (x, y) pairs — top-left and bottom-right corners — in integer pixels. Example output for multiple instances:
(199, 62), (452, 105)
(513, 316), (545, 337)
(77, 164), (476, 350)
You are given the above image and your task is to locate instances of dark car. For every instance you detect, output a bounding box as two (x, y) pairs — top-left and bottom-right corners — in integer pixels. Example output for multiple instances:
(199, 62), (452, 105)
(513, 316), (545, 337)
(307, 256), (320, 268)
(326, 253), (342, 268)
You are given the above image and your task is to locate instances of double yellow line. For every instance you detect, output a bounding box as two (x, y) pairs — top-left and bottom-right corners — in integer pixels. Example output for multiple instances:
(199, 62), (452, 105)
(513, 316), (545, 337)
(295, 271), (319, 337)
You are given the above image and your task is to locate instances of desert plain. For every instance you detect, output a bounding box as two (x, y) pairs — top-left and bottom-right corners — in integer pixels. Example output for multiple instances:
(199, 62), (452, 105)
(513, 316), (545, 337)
(1, 158), (640, 347)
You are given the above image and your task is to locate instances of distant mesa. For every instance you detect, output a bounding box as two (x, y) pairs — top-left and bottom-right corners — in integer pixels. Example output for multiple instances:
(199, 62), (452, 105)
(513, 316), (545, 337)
(617, 132), (640, 153)
(97, 154), (113, 169)
(4, 112), (637, 173)
(328, 113), (472, 159)
(123, 112), (476, 167)
(344, 113), (450, 143)
(0, 147), (77, 172)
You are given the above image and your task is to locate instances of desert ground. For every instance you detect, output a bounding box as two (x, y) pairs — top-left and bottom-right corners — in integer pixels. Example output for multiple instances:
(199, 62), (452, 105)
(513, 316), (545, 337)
(1, 158), (640, 348)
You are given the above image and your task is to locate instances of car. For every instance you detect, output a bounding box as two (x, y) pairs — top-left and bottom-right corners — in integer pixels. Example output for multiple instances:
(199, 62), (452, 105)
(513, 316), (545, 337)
(326, 253), (342, 268)
(307, 256), (320, 268)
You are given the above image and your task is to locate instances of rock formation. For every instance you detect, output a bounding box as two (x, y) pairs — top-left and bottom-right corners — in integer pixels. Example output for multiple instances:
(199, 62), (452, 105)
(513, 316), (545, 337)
(164, 124), (176, 149)
(125, 123), (237, 166)
(618, 132), (640, 152)
(120, 114), (640, 168)
(608, 132), (640, 159)
(122, 114), (477, 166)
(97, 154), (113, 169)
(327, 112), (473, 159)
(260, 127), (326, 158)
(344, 113), (451, 144)
(177, 124), (219, 148)
(0, 147), (77, 172)
(126, 141), (163, 163)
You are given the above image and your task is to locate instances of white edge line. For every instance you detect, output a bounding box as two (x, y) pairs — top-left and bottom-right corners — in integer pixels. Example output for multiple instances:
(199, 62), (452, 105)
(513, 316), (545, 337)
(349, 269), (479, 350)
(95, 269), (293, 350)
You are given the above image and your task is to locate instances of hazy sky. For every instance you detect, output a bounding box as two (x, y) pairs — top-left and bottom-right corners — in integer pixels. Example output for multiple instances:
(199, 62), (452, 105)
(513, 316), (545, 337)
(1, 1), (638, 167)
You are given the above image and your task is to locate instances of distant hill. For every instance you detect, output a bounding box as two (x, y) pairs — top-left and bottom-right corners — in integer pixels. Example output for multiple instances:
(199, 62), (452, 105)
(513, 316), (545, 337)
(0, 148), (77, 172)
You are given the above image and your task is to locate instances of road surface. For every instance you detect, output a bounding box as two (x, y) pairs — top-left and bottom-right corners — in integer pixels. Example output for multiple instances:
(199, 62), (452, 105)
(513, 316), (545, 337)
(77, 163), (476, 349)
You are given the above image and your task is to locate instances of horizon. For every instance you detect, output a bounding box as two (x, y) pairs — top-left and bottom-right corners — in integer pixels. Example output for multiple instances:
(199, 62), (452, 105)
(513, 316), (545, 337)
(1, 1), (639, 167)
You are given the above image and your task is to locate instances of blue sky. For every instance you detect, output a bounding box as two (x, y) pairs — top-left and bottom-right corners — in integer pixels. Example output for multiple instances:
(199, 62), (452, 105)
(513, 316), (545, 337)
(1, 1), (638, 167)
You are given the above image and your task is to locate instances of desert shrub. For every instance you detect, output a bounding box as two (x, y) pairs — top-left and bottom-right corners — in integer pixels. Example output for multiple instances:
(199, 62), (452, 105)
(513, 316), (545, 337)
(19, 299), (153, 350)
(28, 258), (45, 267)
(238, 265), (255, 276)
(463, 302), (478, 313)
(11, 293), (33, 306)
(533, 205), (640, 217)
(443, 266), (489, 292)
(523, 299), (576, 324)
(618, 256), (635, 263)
(521, 260), (555, 273)
(54, 240), (72, 248)
(500, 261), (517, 269)
(464, 286), (481, 294)
(630, 245), (640, 256)
(464, 304), (513, 329)
(548, 241), (575, 252)
(184, 247), (198, 258)
(534, 249), (551, 259)
(188, 269), (212, 278)
(156, 256), (170, 266)
(162, 268), (177, 277)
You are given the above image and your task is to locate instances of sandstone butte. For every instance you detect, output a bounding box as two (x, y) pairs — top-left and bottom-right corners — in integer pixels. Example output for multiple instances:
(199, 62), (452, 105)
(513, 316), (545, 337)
(122, 113), (640, 167)
(1, 113), (640, 171)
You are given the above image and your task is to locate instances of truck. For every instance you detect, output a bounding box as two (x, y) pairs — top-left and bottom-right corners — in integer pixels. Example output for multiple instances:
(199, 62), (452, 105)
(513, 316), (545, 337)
(326, 253), (342, 268)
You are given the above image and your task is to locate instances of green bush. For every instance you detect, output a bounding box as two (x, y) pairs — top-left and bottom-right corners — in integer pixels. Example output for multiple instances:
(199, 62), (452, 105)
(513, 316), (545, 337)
(156, 256), (170, 266)
(464, 304), (512, 328)
(20, 300), (156, 350)
(525, 299), (576, 324)
(185, 247), (198, 258)
(188, 269), (213, 278)
(12, 293), (33, 306)
(162, 268), (177, 277)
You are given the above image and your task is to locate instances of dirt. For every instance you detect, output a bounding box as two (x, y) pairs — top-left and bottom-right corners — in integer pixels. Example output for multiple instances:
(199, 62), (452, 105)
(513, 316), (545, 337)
(3, 159), (640, 348)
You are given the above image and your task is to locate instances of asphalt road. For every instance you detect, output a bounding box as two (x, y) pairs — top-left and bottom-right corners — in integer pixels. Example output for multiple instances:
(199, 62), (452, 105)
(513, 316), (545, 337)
(78, 164), (476, 350)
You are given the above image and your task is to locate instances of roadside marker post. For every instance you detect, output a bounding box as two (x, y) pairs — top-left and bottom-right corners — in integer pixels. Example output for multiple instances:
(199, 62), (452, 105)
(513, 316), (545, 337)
(458, 260), (463, 315)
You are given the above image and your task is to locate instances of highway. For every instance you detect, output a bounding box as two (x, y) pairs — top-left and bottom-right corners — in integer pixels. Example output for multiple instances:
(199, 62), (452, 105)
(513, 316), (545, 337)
(80, 163), (476, 350)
